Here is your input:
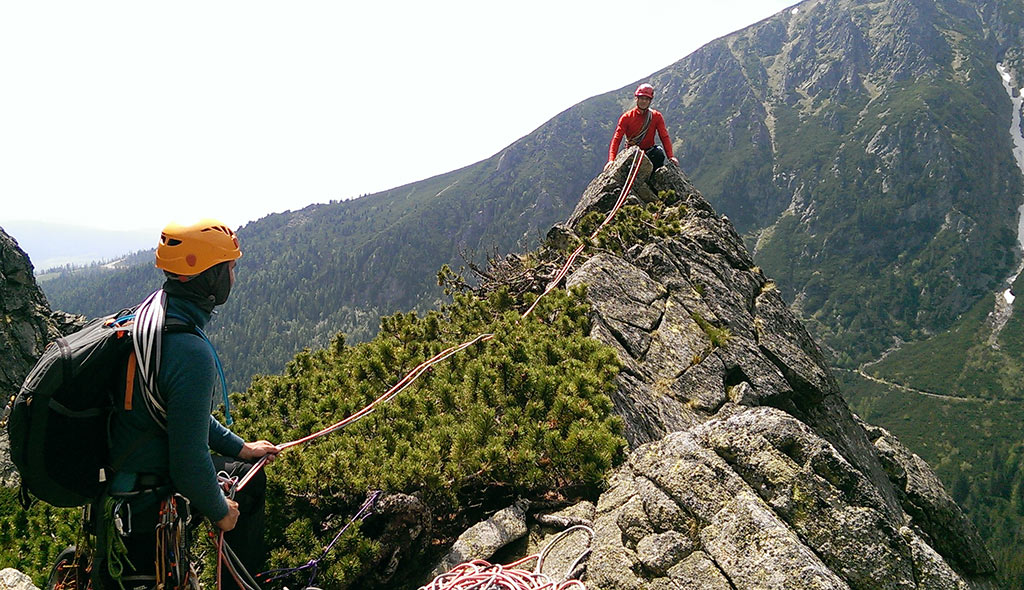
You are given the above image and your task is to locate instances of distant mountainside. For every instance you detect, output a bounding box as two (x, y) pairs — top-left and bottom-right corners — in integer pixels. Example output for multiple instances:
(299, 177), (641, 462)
(2, 155), (1002, 589)
(41, 0), (1024, 388)
(0, 221), (153, 271)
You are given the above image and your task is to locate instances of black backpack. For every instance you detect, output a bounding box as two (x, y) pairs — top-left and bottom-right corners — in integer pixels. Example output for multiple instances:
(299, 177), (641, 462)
(2, 295), (196, 508)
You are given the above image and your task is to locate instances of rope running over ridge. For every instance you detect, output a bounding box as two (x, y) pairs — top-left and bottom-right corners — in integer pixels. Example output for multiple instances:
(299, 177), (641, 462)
(218, 150), (646, 588)
(233, 148), (645, 494)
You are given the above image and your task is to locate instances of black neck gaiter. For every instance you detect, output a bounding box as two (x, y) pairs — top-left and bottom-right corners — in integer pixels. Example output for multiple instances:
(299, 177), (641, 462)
(162, 262), (232, 314)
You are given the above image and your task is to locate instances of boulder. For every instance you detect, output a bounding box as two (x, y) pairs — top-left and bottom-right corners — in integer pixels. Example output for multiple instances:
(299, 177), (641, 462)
(0, 569), (39, 590)
(566, 147), (655, 230)
(430, 499), (530, 578)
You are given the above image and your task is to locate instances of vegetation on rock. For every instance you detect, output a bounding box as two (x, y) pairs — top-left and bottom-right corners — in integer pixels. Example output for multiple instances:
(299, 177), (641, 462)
(230, 285), (626, 588)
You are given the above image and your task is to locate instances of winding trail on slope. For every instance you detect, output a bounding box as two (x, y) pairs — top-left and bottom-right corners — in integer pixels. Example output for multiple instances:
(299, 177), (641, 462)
(839, 367), (1024, 406)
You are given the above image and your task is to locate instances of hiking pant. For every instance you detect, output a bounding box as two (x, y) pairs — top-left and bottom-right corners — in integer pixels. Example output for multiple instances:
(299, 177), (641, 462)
(212, 456), (267, 590)
(103, 456), (267, 590)
(645, 145), (667, 168)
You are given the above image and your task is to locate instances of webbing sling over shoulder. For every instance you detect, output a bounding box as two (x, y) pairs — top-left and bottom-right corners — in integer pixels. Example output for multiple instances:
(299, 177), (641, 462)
(626, 109), (653, 147)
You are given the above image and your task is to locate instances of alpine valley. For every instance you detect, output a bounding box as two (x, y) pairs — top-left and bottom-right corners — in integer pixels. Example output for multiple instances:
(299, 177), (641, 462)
(12, 0), (1024, 586)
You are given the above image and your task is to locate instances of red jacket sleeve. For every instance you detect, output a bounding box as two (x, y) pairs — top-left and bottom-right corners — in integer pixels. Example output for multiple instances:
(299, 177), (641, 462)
(655, 112), (674, 159)
(608, 114), (627, 162)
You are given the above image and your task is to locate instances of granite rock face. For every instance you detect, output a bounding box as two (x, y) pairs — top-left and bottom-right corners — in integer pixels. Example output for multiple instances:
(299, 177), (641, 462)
(0, 568), (39, 590)
(561, 156), (998, 589)
(0, 228), (61, 404)
(430, 499), (530, 578)
(0, 228), (86, 488)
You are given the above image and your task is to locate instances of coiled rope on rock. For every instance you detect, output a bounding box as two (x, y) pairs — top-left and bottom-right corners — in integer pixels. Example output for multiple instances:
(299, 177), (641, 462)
(419, 525), (594, 590)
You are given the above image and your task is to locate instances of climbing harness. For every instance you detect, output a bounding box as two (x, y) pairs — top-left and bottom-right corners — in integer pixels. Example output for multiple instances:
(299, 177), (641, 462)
(419, 525), (594, 590)
(155, 494), (199, 590)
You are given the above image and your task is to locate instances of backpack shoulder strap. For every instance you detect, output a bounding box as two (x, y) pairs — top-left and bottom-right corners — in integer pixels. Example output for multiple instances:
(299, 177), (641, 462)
(164, 316), (198, 334)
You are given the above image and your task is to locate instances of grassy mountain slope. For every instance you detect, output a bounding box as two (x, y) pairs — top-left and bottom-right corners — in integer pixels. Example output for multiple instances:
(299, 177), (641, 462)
(677, 0), (1023, 366)
(840, 272), (1024, 587)
(42, 0), (1024, 390)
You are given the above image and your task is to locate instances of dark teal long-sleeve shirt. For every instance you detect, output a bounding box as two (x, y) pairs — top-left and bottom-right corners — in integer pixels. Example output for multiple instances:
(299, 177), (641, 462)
(109, 295), (243, 521)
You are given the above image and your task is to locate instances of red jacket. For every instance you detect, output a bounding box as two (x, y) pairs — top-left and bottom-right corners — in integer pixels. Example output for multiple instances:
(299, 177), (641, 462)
(608, 107), (674, 162)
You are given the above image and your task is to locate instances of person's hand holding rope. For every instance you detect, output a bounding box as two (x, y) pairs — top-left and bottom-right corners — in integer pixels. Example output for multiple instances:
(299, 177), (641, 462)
(215, 498), (241, 532)
(239, 440), (281, 463)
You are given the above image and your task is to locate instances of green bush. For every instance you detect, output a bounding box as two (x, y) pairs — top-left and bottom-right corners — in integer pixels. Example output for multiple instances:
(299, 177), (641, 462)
(0, 489), (79, 587)
(577, 202), (683, 255)
(231, 285), (626, 588)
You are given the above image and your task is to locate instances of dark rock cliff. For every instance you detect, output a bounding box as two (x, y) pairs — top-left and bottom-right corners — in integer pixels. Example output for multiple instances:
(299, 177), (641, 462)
(564, 150), (998, 589)
(0, 227), (84, 487)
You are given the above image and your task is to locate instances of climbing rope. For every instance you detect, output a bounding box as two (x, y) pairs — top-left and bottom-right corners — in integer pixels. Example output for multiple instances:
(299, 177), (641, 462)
(257, 491), (382, 588)
(103, 497), (135, 590)
(217, 150), (645, 589)
(522, 149), (645, 318)
(233, 332), (495, 494)
(238, 148), (646, 494)
(419, 525), (594, 590)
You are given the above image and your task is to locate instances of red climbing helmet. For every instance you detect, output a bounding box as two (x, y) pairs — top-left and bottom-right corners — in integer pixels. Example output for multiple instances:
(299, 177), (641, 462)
(634, 83), (655, 99)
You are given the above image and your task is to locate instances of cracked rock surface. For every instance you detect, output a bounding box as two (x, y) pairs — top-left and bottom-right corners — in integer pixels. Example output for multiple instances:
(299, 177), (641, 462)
(565, 157), (998, 589)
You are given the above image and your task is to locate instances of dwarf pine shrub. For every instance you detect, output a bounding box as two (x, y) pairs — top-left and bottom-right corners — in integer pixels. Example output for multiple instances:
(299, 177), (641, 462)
(0, 489), (78, 586)
(231, 285), (626, 588)
(576, 203), (683, 255)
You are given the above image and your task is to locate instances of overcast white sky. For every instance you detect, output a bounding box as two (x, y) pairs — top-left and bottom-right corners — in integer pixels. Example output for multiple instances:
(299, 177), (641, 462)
(1, 1), (798, 234)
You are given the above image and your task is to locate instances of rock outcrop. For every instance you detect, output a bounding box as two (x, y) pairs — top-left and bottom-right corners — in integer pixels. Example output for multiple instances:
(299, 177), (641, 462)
(559, 149), (998, 589)
(0, 227), (85, 487)
(0, 568), (39, 590)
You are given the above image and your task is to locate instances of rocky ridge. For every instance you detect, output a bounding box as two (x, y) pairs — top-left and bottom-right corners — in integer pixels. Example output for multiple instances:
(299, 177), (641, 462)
(558, 149), (998, 588)
(0, 154), (1003, 587)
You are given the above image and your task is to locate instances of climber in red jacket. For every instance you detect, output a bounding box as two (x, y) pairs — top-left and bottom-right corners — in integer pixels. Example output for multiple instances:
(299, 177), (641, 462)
(605, 83), (679, 172)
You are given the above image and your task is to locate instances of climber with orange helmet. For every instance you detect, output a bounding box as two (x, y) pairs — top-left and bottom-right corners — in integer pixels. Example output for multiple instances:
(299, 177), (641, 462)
(104, 219), (278, 590)
(604, 83), (679, 172)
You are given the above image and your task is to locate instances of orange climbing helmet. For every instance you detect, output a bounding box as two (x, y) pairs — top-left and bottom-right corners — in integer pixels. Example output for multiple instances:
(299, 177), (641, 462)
(155, 219), (242, 276)
(634, 83), (655, 99)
